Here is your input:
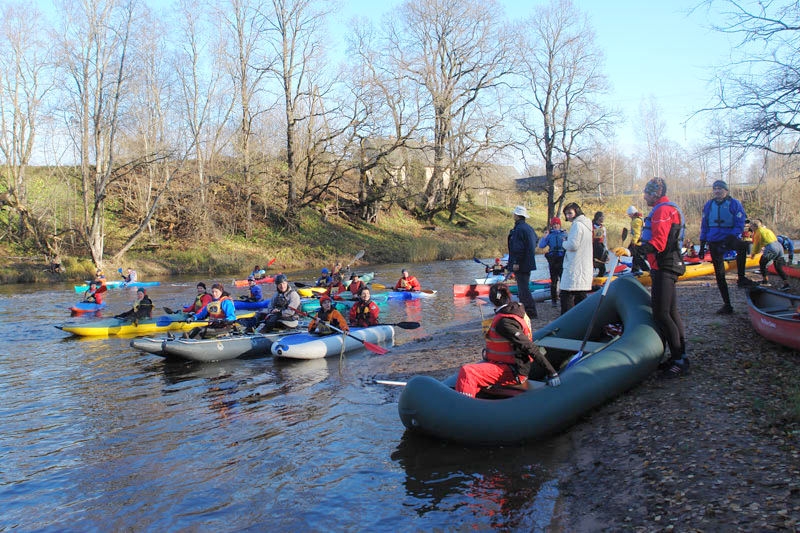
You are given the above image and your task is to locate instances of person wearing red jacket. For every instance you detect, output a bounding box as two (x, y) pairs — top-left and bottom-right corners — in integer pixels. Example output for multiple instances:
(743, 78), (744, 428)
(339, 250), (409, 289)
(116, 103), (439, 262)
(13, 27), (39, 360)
(455, 283), (560, 397)
(348, 274), (365, 296)
(394, 268), (421, 291)
(638, 177), (689, 378)
(349, 287), (380, 327)
(182, 282), (213, 314)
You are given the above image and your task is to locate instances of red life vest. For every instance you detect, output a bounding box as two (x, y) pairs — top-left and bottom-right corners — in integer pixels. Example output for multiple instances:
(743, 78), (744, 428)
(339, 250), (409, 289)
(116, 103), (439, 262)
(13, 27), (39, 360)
(484, 311), (532, 365)
(205, 296), (231, 319)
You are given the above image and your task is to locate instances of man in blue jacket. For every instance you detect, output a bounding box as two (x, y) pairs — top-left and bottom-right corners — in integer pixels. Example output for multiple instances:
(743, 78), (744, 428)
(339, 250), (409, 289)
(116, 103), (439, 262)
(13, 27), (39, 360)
(507, 205), (539, 319)
(699, 180), (755, 315)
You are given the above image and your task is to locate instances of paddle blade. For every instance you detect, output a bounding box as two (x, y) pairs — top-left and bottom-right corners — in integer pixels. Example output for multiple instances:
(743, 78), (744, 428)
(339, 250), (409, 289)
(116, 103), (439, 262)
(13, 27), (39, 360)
(118, 267), (123, 274)
(371, 283), (386, 290)
(393, 321), (420, 329)
(363, 341), (389, 355)
(473, 257), (482, 264)
(353, 249), (365, 262)
(267, 258), (276, 266)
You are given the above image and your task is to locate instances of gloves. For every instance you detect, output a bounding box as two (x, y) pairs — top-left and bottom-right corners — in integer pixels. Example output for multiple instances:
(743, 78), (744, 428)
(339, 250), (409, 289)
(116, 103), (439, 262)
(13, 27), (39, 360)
(698, 241), (706, 259)
(546, 372), (561, 387)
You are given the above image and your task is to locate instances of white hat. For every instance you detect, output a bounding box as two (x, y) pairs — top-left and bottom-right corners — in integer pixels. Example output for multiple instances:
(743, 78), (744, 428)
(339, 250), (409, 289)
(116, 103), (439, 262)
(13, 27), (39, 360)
(513, 205), (528, 218)
(626, 206), (638, 216)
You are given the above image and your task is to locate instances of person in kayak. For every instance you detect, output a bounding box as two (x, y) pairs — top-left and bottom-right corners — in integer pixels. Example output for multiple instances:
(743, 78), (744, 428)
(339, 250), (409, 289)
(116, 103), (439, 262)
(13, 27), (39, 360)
(348, 274), (365, 296)
(485, 258), (506, 276)
(776, 234), (795, 264)
(308, 295), (349, 335)
(188, 283), (239, 338)
(316, 268), (332, 287)
(182, 282), (212, 315)
(250, 265), (266, 280)
(349, 287), (380, 327)
(93, 268), (106, 286)
(699, 179), (756, 315)
(240, 276), (263, 302)
(394, 268), (421, 291)
(324, 272), (347, 298)
(454, 283), (561, 398)
(121, 268), (138, 283)
(749, 219), (791, 291)
(83, 281), (105, 304)
(538, 217), (567, 307)
(115, 287), (153, 323)
(259, 274), (301, 332)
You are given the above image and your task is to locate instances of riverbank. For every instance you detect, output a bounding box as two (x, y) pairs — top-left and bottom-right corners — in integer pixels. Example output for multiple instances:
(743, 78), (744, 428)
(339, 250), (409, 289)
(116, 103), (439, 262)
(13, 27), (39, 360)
(367, 275), (800, 531)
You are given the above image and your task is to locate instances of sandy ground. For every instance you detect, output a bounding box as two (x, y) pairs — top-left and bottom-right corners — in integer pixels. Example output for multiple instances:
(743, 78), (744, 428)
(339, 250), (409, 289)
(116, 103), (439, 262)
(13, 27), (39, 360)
(362, 272), (800, 531)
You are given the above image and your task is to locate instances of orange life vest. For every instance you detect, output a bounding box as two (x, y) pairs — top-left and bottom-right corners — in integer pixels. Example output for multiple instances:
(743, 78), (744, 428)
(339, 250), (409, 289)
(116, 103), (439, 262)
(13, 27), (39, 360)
(484, 311), (532, 365)
(205, 296), (231, 319)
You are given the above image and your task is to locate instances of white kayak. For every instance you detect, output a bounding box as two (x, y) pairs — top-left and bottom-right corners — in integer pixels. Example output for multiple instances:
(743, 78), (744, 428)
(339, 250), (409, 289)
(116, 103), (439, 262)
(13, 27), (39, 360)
(271, 325), (395, 360)
(131, 329), (304, 362)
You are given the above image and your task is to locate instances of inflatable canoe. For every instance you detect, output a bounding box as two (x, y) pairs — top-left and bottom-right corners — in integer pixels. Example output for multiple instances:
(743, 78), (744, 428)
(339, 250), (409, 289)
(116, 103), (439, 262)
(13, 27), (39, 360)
(69, 301), (107, 315)
(233, 275), (276, 288)
(745, 286), (800, 351)
(397, 276), (665, 445)
(271, 325), (395, 360)
(56, 311), (256, 337)
(131, 329), (305, 362)
(385, 290), (437, 301)
(73, 280), (160, 294)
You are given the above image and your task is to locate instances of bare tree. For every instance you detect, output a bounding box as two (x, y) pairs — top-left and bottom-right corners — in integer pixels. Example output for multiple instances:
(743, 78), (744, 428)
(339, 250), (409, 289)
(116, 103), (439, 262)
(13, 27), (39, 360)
(385, 0), (515, 220)
(638, 95), (666, 178)
(514, 0), (614, 221)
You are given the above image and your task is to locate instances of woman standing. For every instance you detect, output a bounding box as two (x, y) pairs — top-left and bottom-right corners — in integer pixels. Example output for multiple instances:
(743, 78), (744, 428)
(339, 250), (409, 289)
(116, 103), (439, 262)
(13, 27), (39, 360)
(560, 203), (594, 315)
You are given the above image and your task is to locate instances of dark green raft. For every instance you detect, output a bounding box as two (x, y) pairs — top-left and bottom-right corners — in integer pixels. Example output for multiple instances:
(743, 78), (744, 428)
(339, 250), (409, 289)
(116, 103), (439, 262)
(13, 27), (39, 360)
(398, 276), (665, 445)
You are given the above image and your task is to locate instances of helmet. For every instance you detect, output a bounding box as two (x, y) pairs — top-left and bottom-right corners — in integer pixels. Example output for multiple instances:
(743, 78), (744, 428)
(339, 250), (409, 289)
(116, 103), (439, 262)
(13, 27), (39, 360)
(626, 206), (638, 216)
(550, 217), (561, 225)
(495, 258), (501, 263)
(318, 294), (331, 304)
(247, 275), (255, 282)
(321, 268), (329, 274)
(274, 274), (288, 284)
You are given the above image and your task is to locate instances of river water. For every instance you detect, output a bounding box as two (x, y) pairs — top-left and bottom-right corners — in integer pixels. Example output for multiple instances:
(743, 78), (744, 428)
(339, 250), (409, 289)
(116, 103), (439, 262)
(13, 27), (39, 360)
(0, 258), (574, 531)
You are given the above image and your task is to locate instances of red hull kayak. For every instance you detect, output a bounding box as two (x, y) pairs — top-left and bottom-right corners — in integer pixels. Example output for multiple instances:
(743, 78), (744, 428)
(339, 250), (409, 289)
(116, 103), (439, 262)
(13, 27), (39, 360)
(745, 287), (800, 351)
(768, 263), (800, 279)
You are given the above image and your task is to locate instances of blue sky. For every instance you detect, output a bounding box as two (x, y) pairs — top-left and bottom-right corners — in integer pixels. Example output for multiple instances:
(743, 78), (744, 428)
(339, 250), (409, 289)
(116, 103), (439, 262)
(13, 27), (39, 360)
(335, 0), (736, 155)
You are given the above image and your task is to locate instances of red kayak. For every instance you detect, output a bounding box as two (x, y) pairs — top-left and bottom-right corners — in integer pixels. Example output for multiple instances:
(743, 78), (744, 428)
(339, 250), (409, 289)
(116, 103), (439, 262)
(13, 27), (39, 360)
(233, 275), (276, 288)
(746, 286), (800, 350)
(768, 263), (800, 279)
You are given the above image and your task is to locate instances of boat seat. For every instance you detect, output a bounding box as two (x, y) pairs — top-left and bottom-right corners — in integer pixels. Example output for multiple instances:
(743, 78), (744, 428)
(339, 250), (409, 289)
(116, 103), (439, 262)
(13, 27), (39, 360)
(759, 305), (791, 314)
(535, 336), (607, 354)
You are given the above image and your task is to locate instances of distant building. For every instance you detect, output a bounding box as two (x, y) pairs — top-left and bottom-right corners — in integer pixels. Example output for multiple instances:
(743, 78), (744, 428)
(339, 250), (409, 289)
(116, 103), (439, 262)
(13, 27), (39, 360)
(515, 175), (549, 193)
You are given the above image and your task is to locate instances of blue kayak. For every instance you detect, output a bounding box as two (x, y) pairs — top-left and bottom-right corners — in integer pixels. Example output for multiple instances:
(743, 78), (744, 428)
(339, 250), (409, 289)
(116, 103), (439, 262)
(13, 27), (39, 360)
(69, 301), (107, 315)
(234, 298), (271, 310)
(73, 280), (161, 294)
(385, 290), (437, 301)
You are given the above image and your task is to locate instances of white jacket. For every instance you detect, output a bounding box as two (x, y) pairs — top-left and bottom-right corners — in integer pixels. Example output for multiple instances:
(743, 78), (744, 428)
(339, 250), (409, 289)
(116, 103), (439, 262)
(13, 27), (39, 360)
(561, 214), (594, 291)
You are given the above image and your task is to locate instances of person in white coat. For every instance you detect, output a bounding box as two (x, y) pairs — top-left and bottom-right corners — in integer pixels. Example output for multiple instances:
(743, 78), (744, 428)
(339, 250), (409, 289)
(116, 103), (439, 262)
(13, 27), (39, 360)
(559, 202), (594, 315)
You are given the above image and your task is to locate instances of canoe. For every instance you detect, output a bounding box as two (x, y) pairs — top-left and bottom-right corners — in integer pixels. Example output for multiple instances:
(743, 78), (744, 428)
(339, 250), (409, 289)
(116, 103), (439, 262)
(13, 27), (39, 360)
(474, 274), (506, 285)
(233, 298), (271, 310)
(73, 280), (161, 294)
(385, 290), (437, 301)
(397, 276), (665, 445)
(69, 301), (107, 315)
(56, 311), (255, 337)
(745, 287), (800, 351)
(299, 294), (388, 313)
(271, 325), (395, 360)
(768, 263), (800, 279)
(131, 329), (305, 362)
(232, 275), (276, 288)
(591, 254), (762, 287)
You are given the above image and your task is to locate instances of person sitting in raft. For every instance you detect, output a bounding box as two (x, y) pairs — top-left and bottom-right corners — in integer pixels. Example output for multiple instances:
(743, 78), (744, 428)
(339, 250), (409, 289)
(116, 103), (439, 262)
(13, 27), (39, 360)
(315, 268), (332, 287)
(250, 265), (266, 280)
(325, 272), (346, 298)
(485, 258), (506, 276)
(776, 234), (795, 264)
(750, 219), (791, 291)
(258, 274), (301, 332)
(394, 268), (421, 291)
(455, 283), (561, 398)
(182, 282), (213, 315)
(240, 276), (263, 302)
(348, 274), (365, 296)
(84, 281), (106, 304)
(349, 287), (380, 327)
(188, 283), (239, 338)
(114, 287), (153, 323)
(308, 295), (349, 336)
(121, 268), (138, 283)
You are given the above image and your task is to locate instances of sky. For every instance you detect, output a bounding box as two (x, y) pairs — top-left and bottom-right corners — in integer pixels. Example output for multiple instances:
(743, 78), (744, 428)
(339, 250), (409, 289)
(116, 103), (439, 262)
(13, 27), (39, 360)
(334, 0), (736, 156)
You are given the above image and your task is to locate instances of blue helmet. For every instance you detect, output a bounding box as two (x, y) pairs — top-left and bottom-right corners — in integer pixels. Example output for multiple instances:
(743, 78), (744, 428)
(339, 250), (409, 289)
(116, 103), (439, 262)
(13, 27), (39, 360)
(321, 268), (329, 274)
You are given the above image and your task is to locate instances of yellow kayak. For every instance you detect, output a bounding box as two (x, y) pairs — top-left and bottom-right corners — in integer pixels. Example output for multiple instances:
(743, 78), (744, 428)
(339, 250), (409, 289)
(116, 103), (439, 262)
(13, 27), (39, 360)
(297, 286), (328, 298)
(56, 311), (256, 337)
(592, 254), (762, 287)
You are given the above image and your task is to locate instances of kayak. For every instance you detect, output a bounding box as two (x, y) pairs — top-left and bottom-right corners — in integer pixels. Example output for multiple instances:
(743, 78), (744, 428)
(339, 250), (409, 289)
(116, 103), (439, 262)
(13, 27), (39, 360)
(131, 329), (306, 362)
(591, 254), (762, 287)
(397, 276), (664, 445)
(56, 311), (256, 337)
(474, 274), (506, 285)
(69, 301), (107, 315)
(768, 263), (800, 279)
(298, 295), (388, 314)
(233, 298), (272, 310)
(271, 325), (395, 360)
(73, 280), (160, 294)
(296, 273), (376, 296)
(453, 281), (550, 298)
(232, 275), (276, 288)
(745, 286), (800, 351)
(385, 290), (437, 301)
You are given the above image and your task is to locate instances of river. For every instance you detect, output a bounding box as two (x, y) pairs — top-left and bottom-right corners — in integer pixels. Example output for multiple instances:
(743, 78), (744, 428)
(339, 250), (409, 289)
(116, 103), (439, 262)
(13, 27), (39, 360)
(0, 258), (574, 531)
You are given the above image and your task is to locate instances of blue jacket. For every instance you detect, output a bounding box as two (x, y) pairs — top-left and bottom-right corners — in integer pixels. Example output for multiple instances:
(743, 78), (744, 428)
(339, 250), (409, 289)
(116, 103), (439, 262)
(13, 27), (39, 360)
(194, 297), (237, 322)
(508, 219), (538, 273)
(249, 284), (263, 301)
(700, 196), (747, 243)
(539, 229), (567, 259)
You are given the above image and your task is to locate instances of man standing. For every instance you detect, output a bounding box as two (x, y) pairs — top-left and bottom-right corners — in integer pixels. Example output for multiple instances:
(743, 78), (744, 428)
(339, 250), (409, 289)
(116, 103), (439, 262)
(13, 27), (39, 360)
(699, 180), (755, 315)
(507, 205), (539, 319)
(538, 217), (567, 307)
(638, 177), (689, 377)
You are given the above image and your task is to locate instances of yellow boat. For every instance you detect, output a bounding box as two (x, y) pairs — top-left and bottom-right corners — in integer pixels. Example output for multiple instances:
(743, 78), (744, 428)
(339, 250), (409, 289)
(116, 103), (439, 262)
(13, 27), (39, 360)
(592, 254), (762, 287)
(297, 286), (328, 298)
(56, 311), (255, 337)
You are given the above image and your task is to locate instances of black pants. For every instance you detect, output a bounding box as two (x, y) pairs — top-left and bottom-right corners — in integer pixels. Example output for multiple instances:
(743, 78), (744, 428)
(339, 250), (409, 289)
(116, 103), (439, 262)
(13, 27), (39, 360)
(560, 290), (588, 316)
(630, 244), (650, 272)
(710, 238), (748, 306)
(650, 269), (686, 361)
(546, 255), (564, 303)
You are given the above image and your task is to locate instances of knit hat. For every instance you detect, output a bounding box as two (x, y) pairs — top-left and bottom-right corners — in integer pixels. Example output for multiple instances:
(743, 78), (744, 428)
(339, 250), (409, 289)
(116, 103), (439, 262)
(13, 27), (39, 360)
(644, 177), (667, 198)
(712, 179), (728, 191)
(550, 216), (561, 225)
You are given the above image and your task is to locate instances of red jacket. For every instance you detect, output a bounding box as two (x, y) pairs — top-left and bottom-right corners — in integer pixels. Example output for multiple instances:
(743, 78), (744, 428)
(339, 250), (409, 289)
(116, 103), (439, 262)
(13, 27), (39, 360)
(349, 299), (380, 327)
(395, 275), (420, 291)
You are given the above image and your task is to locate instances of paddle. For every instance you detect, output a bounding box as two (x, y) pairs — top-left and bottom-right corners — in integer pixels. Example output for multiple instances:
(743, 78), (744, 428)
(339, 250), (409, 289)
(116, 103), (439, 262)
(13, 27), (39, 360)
(344, 249), (365, 272)
(564, 251), (620, 369)
(473, 257), (492, 268)
(117, 267), (124, 279)
(371, 282), (387, 290)
(325, 322), (389, 355)
(375, 379), (407, 386)
(621, 227), (629, 243)
(267, 258), (276, 267)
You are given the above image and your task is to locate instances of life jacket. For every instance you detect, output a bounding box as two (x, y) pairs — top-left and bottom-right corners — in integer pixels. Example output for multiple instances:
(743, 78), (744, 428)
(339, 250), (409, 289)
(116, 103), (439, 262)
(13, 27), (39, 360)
(706, 197), (736, 228)
(592, 224), (605, 243)
(312, 308), (346, 335)
(484, 311), (532, 365)
(193, 292), (208, 309)
(641, 201), (686, 275)
(351, 300), (378, 326)
(490, 264), (505, 275)
(134, 296), (153, 319)
(349, 280), (365, 295)
(205, 296), (231, 319)
(544, 229), (566, 259)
